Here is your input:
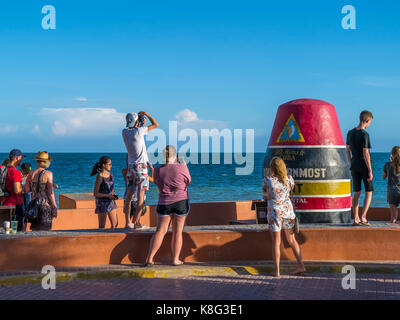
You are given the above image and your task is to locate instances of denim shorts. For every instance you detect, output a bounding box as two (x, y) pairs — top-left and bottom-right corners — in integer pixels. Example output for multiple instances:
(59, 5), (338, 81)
(156, 200), (190, 217)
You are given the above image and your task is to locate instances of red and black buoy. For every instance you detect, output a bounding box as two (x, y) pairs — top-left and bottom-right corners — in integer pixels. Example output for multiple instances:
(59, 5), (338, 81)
(263, 99), (351, 223)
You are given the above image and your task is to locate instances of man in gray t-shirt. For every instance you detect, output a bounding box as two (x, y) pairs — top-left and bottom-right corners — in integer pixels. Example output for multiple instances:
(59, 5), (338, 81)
(122, 111), (158, 229)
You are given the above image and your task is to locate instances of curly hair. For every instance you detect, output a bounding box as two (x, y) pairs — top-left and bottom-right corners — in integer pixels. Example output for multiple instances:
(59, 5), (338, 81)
(391, 146), (400, 175)
(269, 156), (289, 187)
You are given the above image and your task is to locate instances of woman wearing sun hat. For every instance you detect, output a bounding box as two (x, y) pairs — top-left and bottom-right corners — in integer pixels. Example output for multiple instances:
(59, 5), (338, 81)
(24, 151), (58, 230)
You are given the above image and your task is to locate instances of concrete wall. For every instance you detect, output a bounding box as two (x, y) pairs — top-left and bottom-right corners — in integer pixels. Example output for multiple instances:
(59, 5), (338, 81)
(2, 227), (400, 271)
(54, 193), (256, 230)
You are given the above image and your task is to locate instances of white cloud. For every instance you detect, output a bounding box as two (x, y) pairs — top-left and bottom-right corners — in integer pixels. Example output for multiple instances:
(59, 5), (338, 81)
(40, 108), (125, 136)
(32, 124), (41, 134)
(175, 109), (199, 122)
(174, 108), (228, 131)
(74, 97), (88, 102)
(357, 76), (400, 87)
(52, 121), (67, 135)
(0, 125), (18, 134)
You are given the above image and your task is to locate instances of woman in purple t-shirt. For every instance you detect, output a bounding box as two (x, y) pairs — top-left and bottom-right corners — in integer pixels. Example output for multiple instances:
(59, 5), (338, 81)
(145, 145), (191, 266)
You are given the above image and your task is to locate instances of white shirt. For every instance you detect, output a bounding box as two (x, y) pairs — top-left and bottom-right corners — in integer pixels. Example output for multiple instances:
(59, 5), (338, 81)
(122, 127), (149, 165)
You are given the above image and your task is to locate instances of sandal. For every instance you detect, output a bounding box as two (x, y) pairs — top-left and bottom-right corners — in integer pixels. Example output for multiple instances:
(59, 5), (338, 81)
(359, 221), (371, 226)
(143, 262), (155, 267)
(352, 221), (361, 226)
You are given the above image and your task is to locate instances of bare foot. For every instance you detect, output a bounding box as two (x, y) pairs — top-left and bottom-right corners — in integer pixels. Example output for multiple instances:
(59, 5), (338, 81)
(172, 260), (184, 266)
(291, 267), (306, 276)
(272, 272), (280, 278)
(125, 223), (135, 229)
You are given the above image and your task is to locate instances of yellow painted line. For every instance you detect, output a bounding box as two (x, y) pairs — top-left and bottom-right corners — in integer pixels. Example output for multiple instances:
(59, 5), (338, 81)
(1, 265), (400, 287)
(292, 181), (351, 196)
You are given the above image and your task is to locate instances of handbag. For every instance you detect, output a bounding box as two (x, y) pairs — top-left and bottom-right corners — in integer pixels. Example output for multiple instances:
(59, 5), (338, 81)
(24, 170), (46, 224)
(290, 197), (300, 234)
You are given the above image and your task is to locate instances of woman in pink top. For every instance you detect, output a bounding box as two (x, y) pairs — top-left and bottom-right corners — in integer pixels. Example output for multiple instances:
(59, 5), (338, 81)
(145, 145), (191, 266)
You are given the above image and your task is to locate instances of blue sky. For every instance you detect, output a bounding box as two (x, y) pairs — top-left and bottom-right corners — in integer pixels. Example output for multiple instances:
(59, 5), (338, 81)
(0, 0), (399, 152)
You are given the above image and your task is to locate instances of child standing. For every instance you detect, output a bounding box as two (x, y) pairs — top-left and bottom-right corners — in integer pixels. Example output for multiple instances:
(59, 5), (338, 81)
(383, 146), (400, 224)
(91, 156), (118, 229)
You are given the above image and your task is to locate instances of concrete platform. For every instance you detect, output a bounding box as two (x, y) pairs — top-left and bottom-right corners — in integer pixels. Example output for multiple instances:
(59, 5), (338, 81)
(1, 221), (400, 272)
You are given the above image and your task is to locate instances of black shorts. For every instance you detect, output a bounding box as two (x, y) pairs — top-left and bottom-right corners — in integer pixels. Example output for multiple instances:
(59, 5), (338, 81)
(351, 163), (374, 193)
(156, 200), (189, 217)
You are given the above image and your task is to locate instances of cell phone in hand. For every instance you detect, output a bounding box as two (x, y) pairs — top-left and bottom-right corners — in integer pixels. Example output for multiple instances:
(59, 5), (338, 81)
(178, 156), (185, 164)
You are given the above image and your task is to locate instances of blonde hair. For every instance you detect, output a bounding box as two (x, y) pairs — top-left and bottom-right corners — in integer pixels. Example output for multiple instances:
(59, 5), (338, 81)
(163, 145), (177, 163)
(391, 146), (400, 175)
(270, 157), (289, 186)
(37, 160), (50, 169)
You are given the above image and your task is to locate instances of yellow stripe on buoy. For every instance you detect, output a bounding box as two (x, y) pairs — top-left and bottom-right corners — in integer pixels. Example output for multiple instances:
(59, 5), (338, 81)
(292, 180), (351, 196)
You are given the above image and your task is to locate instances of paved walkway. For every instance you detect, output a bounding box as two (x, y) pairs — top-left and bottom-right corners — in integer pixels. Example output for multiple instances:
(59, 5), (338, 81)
(1, 261), (400, 300)
(1, 273), (399, 300)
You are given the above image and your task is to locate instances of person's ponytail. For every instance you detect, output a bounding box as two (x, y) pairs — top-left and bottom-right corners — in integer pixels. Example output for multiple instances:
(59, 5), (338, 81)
(90, 162), (101, 176)
(90, 156), (112, 176)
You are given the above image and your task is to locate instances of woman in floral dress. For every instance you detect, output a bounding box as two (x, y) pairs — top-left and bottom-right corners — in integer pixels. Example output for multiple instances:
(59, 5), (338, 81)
(263, 156), (306, 277)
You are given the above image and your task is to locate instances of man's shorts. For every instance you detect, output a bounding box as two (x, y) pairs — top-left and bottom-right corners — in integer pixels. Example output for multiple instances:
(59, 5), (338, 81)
(127, 163), (149, 192)
(267, 215), (295, 232)
(351, 164), (374, 193)
(156, 200), (190, 217)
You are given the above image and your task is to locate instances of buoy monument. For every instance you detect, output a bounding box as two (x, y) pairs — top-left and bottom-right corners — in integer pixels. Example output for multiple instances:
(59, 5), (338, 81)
(263, 99), (352, 223)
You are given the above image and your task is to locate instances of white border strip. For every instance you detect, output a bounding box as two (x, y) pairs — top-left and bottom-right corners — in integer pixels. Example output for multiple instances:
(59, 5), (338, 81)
(296, 208), (352, 213)
(268, 145), (346, 149)
(291, 194), (352, 198)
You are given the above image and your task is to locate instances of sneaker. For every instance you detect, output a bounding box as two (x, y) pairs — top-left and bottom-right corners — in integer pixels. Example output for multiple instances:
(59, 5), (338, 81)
(134, 224), (149, 230)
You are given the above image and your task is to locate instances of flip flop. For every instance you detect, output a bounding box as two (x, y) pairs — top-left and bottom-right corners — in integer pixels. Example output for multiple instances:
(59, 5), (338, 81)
(360, 221), (371, 226)
(143, 262), (154, 267)
(352, 222), (361, 226)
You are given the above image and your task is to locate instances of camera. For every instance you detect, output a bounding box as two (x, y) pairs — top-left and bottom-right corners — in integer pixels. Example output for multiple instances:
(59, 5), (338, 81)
(138, 113), (145, 127)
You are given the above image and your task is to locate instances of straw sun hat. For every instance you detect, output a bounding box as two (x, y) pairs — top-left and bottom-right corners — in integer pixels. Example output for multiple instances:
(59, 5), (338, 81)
(35, 151), (53, 162)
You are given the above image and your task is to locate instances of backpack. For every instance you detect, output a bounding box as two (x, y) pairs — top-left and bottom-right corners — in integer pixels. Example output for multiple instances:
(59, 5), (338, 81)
(0, 166), (9, 197)
(24, 170), (46, 224)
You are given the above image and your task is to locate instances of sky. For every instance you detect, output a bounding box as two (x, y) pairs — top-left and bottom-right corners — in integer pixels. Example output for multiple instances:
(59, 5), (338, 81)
(0, 0), (400, 152)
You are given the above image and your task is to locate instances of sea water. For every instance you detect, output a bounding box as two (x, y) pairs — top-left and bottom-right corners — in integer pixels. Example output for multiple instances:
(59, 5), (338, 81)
(0, 152), (391, 207)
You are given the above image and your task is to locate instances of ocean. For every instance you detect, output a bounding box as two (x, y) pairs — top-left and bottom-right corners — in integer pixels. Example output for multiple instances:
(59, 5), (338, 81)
(0, 152), (392, 208)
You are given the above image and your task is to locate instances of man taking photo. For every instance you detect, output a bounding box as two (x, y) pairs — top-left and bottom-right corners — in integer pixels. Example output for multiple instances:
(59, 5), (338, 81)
(122, 111), (158, 229)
